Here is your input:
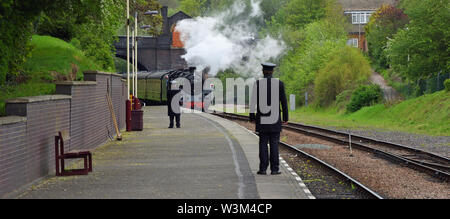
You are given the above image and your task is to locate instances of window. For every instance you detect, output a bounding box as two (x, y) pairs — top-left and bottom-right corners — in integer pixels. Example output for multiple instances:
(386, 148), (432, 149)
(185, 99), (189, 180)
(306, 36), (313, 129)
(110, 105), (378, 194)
(352, 13), (358, 24)
(347, 38), (359, 48)
(349, 11), (373, 24)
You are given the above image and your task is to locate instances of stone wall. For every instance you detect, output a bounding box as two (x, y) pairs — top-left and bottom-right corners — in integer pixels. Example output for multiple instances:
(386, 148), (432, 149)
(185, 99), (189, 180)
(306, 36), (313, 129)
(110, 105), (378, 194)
(0, 71), (126, 197)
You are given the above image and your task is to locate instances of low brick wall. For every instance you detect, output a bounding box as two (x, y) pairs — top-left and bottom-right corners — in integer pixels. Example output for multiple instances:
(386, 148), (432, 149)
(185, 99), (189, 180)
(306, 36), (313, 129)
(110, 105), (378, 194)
(0, 117), (27, 195)
(0, 71), (126, 197)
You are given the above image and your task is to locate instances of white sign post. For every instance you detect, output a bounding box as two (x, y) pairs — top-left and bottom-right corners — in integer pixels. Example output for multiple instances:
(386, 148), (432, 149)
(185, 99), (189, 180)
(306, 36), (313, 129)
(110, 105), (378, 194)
(290, 94), (295, 111)
(305, 92), (308, 107)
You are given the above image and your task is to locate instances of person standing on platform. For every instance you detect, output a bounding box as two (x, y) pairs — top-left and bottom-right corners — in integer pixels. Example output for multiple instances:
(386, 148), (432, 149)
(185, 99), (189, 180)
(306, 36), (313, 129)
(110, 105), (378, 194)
(168, 82), (182, 129)
(250, 63), (289, 175)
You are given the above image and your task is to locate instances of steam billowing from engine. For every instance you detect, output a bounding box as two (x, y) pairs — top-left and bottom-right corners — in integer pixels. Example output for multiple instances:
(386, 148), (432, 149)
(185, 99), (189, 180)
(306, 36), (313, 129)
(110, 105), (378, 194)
(175, 0), (286, 77)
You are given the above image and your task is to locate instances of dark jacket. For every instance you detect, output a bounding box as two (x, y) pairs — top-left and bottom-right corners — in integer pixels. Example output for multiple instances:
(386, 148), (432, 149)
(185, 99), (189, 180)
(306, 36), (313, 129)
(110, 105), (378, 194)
(249, 76), (288, 133)
(167, 89), (181, 116)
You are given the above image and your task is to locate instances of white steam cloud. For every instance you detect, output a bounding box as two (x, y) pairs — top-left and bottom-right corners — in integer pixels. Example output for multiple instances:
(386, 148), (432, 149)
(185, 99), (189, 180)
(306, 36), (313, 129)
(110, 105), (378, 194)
(175, 0), (286, 77)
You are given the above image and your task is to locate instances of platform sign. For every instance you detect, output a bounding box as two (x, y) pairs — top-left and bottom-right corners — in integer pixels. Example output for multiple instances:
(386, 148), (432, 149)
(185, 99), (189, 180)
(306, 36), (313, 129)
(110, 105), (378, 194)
(290, 94), (295, 111)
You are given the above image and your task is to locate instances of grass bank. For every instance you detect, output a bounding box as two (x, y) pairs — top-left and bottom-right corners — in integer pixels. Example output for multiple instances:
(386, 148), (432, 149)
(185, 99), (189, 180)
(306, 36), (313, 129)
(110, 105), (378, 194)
(0, 35), (99, 116)
(290, 91), (450, 136)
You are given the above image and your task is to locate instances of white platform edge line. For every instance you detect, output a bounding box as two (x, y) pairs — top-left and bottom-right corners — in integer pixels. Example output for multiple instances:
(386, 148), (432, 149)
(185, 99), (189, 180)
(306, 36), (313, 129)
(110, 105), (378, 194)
(225, 118), (316, 200)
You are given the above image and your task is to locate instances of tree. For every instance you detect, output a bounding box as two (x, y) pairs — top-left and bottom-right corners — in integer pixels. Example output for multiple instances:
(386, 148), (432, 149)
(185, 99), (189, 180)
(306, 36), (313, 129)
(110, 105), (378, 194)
(179, 0), (207, 17)
(277, 0), (348, 105)
(0, 1), (59, 84)
(259, 0), (289, 23)
(365, 4), (408, 70)
(35, 0), (162, 72)
(270, 0), (327, 30)
(385, 0), (449, 81)
(130, 0), (163, 36)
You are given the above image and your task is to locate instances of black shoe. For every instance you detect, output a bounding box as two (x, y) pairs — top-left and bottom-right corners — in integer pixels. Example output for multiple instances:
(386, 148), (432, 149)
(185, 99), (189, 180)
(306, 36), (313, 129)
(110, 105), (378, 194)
(169, 126), (174, 129)
(271, 171), (281, 175)
(176, 125), (181, 128)
(257, 171), (267, 175)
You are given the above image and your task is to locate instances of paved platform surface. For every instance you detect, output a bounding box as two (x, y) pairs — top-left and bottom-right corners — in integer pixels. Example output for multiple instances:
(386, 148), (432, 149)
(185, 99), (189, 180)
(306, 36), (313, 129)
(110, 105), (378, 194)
(12, 106), (311, 199)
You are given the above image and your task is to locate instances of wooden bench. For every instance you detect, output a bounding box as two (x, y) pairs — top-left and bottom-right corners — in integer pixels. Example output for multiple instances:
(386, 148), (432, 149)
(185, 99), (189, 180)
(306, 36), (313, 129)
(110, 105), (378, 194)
(55, 131), (92, 176)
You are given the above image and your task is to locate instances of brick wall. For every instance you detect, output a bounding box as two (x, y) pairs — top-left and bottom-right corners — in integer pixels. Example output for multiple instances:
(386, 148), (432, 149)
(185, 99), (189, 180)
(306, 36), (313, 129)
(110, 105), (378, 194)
(0, 71), (126, 197)
(171, 49), (187, 70)
(0, 117), (27, 196)
(157, 49), (171, 70)
(24, 98), (71, 181)
(1, 96), (71, 196)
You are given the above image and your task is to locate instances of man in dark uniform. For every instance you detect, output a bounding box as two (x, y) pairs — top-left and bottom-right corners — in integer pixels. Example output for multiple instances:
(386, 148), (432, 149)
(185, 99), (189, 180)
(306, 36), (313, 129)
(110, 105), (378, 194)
(250, 63), (289, 175)
(167, 82), (182, 128)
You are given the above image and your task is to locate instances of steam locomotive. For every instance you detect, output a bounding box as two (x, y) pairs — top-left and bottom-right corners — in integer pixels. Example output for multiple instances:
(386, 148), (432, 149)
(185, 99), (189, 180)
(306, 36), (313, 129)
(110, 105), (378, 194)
(125, 67), (214, 110)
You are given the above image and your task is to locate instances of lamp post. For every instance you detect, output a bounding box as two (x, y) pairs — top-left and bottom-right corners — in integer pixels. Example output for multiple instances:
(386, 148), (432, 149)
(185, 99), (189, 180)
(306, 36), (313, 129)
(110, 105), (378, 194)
(134, 10), (159, 99)
(132, 27), (135, 98)
(127, 0), (130, 100)
(126, 0), (132, 132)
(132, 12), (136, 99)
(134, 11), (138, 98)
(127, 2), (158, 99)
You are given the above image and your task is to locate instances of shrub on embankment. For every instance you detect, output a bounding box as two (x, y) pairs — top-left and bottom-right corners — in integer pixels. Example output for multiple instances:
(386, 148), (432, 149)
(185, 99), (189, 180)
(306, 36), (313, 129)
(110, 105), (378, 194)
(445, 79), (450, 92)
(314, 46), (372, 107)
(346, 85), (383, 113)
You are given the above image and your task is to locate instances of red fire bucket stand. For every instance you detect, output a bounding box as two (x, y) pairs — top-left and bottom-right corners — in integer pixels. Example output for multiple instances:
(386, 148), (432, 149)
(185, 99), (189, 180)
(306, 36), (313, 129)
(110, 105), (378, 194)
(131, 109), (144, 131)
(127, 96), (144, 132)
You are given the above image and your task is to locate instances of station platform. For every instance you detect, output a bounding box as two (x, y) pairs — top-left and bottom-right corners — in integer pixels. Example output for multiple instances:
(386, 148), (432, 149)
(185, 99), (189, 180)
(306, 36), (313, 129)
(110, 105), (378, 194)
(13, 106), (313, 199)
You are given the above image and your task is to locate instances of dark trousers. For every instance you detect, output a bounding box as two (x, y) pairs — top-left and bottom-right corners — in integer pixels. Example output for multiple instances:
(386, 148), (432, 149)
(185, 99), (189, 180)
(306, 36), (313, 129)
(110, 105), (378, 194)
(169, 115), (181, 127)
(258, 132), (280, 172)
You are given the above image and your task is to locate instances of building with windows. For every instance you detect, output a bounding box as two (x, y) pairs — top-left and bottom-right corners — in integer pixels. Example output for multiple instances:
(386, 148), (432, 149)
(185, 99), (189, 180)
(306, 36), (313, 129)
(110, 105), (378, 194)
(339, 0), (398, 51)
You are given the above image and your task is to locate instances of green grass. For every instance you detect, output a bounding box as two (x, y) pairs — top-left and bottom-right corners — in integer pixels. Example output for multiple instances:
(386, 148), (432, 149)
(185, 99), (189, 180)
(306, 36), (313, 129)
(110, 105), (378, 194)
(211, 91), (449, 136)
(0, 35), (100, 116)
(290, 91), (450, 136)
(23, 35), (99, 79)
(0, 81), (56, 116)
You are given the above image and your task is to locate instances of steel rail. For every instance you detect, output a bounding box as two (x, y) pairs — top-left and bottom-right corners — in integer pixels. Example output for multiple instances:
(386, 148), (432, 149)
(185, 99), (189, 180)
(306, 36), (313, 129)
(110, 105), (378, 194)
(280, 141), (384, 199)
(286, 122), (450, 166)
(213, 111), (450, 182)
(211, 112), (383, 199)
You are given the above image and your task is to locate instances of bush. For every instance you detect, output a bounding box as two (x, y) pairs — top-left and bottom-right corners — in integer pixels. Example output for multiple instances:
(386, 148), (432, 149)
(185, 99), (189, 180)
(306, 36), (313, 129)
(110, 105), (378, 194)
(314, 46), (372, 106)
(69, 38), (82, 51)
(445, 79), (450, 92)
(335, 89), (353, 111)
(346, 85), (383, 113)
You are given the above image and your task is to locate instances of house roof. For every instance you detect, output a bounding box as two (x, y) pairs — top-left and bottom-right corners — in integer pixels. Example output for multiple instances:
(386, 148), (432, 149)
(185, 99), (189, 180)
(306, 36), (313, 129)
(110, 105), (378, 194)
(168, 11), (192, 29)
(338, 0), (398, 11)
(169, 11), (191, 20)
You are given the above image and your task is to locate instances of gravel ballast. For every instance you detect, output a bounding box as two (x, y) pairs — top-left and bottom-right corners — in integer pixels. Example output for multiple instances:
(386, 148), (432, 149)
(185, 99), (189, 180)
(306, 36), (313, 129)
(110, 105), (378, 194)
(236, 120), (450, 199)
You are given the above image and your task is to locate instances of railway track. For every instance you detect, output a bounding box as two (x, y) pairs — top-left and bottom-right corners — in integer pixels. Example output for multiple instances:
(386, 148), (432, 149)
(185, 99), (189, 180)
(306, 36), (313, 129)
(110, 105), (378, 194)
(280, 141), (383, 199)
(213, 112), (450, 182)
(212, 112), (383, 199)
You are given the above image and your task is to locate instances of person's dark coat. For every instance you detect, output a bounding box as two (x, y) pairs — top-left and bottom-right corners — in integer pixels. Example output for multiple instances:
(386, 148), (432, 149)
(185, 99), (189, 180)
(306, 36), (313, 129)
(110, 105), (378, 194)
(167, 89), (181, 116)
(249, 76), (288, 133)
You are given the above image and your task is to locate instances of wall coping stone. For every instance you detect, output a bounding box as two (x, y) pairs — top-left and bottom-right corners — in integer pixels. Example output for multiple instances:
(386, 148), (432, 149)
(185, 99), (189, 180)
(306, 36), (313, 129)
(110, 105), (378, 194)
(0, 116), (27, 125)
(6, 95), (72, 104)
(55, 81), (97, 86)
(84, 70), (123, 77)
